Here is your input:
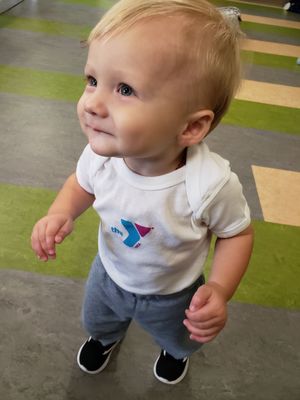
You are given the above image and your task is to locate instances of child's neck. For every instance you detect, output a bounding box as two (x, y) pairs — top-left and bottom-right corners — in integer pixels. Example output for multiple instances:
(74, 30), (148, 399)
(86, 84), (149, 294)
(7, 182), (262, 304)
(124, 149), (187, 177)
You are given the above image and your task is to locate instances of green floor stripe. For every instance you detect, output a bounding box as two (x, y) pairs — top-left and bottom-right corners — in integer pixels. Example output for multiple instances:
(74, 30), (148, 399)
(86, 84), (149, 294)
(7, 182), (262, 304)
(224, 99), (300, 136)
(241, 20), (300, 40)
(1, 65), (299, 135)
(60, 0), (114, 7)
(0, 15), (91, 39)
(0, 183), (299, 310)
(0, 184), (98, 279)
(204, 220), (300, 310)
(241, 50), (299, 71)
(0, 65), (84, 102)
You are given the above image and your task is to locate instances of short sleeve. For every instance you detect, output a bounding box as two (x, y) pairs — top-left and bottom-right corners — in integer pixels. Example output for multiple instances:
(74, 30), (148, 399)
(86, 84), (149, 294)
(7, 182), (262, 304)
(201, 172), (251, 238)
(76, 144), (108, 195)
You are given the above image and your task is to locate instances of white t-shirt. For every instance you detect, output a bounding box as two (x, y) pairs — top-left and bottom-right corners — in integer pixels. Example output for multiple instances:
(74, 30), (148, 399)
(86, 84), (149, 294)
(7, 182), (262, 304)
(76, 143), (250, 295)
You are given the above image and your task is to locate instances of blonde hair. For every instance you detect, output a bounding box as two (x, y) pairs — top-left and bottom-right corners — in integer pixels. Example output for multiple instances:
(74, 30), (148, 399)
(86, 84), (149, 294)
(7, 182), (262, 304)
(88, 0), (243, 131)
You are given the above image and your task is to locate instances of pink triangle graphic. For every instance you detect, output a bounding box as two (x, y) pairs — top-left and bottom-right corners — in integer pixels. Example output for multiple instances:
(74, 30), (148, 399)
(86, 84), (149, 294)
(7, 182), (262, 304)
(134, 223), (153, 237)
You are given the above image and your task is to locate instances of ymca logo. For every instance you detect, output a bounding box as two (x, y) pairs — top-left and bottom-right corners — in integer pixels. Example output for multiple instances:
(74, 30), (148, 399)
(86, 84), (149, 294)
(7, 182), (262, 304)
(111, 219), (153, 248)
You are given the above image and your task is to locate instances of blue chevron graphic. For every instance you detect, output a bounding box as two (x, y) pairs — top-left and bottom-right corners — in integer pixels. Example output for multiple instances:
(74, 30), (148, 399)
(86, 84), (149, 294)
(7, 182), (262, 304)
(121, 219), (140, 248)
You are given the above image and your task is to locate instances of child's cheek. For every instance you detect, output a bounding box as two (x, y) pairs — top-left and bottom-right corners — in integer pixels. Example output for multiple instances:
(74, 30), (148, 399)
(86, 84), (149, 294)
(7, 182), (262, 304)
(77, 95), (85, 120)
(116, 106), (144, 132)
(116, 115), (144, 145)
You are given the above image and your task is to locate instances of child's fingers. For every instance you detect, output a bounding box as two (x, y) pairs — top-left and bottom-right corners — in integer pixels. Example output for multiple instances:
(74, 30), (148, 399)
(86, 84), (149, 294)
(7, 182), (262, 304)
(54, 219), (73, 244)
(31, 224), (49, 261)
(31, 216), (73, 261)
(185, 312), (221, 328)
(185, 303), (216, 323)
(33, 219), (56, 259)
(183, 319), (220, 342)
(45, 218), (73, 256)
(189, 285), (213, 312)
(37, 222), (54, 257)
(36, 221), (50, 254)
(189, 333), (216, 344)
(45, 220), (65, 255)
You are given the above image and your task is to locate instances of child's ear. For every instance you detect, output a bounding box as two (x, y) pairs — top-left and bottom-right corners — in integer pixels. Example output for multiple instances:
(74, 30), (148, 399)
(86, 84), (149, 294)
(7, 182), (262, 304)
(178, 110), (214, 147)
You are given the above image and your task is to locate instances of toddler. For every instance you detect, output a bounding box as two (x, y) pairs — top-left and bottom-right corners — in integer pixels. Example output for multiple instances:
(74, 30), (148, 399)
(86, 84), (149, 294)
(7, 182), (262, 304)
(31, 0), (254, 385)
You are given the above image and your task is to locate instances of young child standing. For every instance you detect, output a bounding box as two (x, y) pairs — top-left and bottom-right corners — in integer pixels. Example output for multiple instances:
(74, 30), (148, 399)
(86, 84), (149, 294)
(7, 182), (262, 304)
(31, 0), (254, 385)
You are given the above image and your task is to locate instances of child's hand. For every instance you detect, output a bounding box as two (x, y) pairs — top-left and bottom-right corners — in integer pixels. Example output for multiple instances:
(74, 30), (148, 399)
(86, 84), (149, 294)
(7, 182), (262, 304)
(31, 214), (74, 261)
(183, 282), (228, 343)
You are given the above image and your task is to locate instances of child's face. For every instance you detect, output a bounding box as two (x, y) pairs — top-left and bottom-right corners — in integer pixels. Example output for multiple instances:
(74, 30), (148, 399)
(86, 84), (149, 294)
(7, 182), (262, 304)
(77, 19), (193, 164)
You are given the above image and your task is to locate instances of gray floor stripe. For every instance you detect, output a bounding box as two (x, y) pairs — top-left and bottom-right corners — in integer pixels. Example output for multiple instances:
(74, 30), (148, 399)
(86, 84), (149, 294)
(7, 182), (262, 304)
(1, 28), (87, 75)
(1, 269), (299, 400)
(208, 123), (300, 174)
(0, 93), (86, 190)
(243, 63), (300, 87)
(243, 28), (300, 46)
(6, 0), (105, 26)
(0, 0), (23, 14)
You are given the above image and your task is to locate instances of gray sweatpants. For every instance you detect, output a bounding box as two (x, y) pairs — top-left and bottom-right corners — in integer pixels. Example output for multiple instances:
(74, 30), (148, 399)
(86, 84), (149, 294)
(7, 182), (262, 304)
(82, 254), (204, 359)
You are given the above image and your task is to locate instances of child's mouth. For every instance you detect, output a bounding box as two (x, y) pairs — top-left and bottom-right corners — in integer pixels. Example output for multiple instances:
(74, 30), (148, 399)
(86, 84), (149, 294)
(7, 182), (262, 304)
(86, 124), (112, 136)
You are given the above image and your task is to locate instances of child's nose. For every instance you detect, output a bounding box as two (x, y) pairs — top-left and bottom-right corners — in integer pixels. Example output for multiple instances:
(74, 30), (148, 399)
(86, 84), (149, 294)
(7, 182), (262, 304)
(84, 90), (109, 118)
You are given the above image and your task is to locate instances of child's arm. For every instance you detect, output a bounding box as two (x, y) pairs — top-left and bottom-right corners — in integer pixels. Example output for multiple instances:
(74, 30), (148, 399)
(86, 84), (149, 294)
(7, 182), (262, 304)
(184, 224), (254, 343)
(31, 173), (95, 262)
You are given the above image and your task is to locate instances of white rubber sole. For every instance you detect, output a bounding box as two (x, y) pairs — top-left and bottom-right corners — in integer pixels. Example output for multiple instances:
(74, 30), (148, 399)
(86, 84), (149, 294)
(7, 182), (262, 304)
(153, 356), (189, 385)
(77, 338), (120, 375)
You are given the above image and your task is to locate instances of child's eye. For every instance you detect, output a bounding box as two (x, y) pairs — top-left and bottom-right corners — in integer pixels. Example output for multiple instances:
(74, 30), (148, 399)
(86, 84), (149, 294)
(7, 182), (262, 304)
(117, 83), (134, 97)
(86, 75), (97, 87)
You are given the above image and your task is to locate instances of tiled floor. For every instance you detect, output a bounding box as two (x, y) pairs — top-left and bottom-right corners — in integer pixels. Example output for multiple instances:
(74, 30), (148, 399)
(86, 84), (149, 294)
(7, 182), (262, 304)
(0, 1), (299, 399)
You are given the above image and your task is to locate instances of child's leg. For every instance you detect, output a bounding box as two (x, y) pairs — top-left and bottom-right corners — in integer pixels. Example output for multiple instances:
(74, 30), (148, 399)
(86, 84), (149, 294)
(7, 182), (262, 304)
(134, 274), (205, 359)
(81, 254), (132, 345)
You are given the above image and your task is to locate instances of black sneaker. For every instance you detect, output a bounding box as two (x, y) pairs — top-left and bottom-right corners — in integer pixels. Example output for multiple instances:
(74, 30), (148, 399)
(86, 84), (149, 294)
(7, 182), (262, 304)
(77, 337), (120, 374)
(153, 350), (189, 384)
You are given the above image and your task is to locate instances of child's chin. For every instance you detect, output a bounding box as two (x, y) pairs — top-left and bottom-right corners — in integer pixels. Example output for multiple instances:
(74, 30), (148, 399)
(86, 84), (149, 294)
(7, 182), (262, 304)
(89, 140), (120, 158)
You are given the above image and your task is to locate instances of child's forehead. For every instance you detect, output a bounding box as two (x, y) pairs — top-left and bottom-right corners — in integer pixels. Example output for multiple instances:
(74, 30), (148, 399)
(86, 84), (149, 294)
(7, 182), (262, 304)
(102, 17), (186, 51)
(89, 16), (196, 79)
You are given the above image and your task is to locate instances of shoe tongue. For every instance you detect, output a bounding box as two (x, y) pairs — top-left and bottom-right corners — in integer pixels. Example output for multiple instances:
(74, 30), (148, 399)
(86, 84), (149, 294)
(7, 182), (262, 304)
(165, 351), (176, 360)
(164, 351), (185, 362)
